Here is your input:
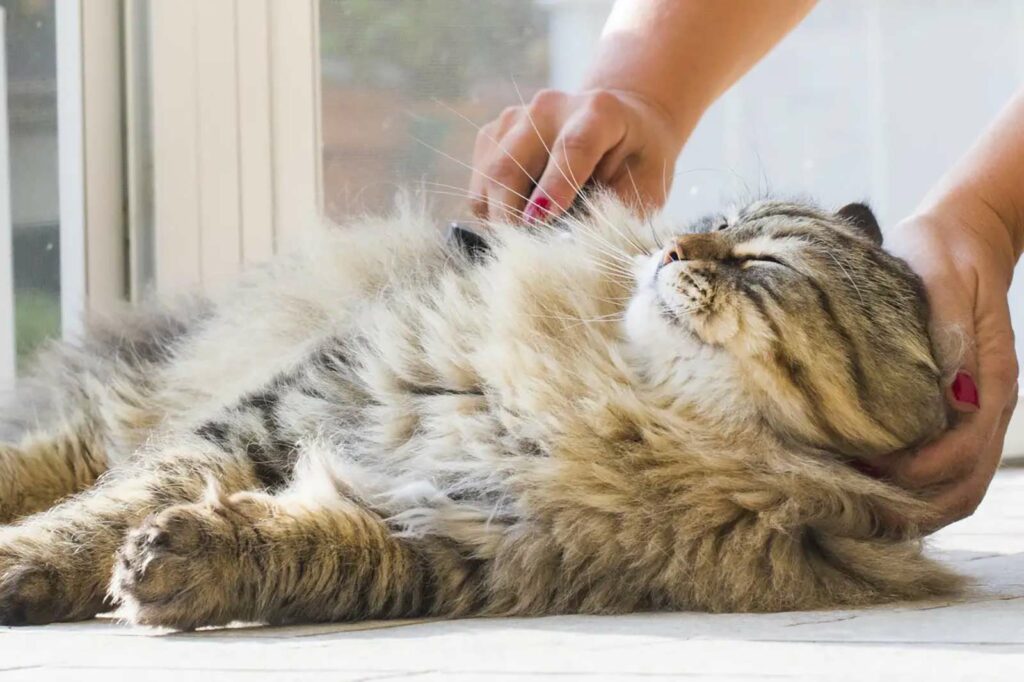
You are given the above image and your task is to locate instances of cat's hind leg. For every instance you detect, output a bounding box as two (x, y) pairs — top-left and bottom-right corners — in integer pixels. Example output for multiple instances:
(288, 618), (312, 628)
(111, 485), (485, 630)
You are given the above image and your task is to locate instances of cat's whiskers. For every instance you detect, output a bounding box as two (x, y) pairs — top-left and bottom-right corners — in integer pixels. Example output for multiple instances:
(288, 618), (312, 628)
(620, 167), (661, 254)
(428, 97), (542, 211)
(409, 136), (538, 218)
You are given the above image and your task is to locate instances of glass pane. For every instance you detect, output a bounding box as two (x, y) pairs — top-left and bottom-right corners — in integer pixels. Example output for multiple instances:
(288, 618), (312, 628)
(319, 0), (548, 221)
(0, 0), (60, 367)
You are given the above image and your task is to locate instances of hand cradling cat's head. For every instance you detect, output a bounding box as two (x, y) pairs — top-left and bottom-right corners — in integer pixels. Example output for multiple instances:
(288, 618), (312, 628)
(625, 200), (950, 458)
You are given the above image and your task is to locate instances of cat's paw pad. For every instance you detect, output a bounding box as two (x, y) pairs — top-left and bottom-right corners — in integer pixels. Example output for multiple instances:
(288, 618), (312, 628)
(111, 502), (242, 630)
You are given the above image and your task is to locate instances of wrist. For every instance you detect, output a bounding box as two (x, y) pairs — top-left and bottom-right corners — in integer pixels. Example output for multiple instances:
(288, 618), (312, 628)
(916, 185), (1020, 284)
(583, 83), (701, 153)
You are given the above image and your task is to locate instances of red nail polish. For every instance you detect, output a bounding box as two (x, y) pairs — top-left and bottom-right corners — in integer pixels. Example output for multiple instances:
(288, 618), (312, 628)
(951, 371), (980, 408)
(524, 194), (552, 223)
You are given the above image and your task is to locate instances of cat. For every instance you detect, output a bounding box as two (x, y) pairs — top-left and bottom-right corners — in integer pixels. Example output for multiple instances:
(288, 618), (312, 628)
(0, 195), (963, 630)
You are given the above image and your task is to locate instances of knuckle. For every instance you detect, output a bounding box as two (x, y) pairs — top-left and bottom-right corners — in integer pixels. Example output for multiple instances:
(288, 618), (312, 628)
(956, 493), (982, 520)
(557, 127), (598, 154)
(486, 156), (524, 183)
(498, 106), (521, 125)
(1003, 357), (1020, 387)
(584, 90), (622, 116)
(530, 88), (564, 112)
(478, 120), (500, 138)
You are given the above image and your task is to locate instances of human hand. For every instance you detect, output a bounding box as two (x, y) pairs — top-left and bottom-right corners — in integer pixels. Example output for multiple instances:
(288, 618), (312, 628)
(878, 201), (1019, 531)
(469, 88), (686, 223)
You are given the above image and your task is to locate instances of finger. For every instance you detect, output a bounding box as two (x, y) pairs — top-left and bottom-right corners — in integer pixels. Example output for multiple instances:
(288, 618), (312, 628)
(892, 287), (1016, 486)
(468, 176), (488, 219)
(897, 329), (1015, 489)
(527, 95), (628, 222)
(924, 389), (1016, 531)
(484, 121), (555, 222)
(891, 233), (978, 383)
(469, 122), (500, 218)
(885, 417), (988, 489)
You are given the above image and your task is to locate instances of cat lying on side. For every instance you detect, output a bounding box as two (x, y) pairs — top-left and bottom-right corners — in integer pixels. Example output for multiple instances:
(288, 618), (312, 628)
(0, 196), (961, 629)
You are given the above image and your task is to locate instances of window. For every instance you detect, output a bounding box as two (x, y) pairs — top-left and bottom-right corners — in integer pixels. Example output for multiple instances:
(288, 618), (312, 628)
(0, 0), (124, 389)
(319, 0), (549, 222)
(0, 0), (60, 377)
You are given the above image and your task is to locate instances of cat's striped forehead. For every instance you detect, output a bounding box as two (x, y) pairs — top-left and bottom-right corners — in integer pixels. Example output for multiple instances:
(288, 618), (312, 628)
(695, 200), (861, 238)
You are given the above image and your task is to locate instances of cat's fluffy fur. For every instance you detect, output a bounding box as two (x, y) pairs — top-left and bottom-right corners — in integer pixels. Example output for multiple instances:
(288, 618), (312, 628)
(0, 196), (962, 629)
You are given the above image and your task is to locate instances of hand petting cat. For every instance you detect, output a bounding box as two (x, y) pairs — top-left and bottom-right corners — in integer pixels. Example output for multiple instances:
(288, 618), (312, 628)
(470, 0), (816, 224)
(878, 91), (1024, 530)
(468, 88), (683, 223)
(470, 0), (1024, 532)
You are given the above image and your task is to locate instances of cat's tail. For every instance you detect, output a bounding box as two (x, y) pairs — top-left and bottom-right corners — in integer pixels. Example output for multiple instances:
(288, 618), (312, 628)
(799, 529), (964, 607)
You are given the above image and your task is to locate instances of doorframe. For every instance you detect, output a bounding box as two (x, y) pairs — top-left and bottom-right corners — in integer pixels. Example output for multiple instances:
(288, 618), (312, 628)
(56, 0), (127, 339)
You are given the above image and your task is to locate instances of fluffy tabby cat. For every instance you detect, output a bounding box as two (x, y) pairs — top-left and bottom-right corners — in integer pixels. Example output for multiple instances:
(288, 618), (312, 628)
(0, 196), (963, 629)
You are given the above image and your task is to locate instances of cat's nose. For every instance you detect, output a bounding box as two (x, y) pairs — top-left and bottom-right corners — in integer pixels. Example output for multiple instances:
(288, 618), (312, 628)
(662, 236), (692, 265)
(662, 234), (725, 265)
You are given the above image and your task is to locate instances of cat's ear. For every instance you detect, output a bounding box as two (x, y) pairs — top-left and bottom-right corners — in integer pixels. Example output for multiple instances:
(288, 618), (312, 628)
(836, 203), (882, 245)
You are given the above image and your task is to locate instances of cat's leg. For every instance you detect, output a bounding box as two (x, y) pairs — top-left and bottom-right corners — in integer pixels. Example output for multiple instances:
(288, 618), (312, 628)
(0, 423), (110, 524)
(111, 489), (485, 630)
(0, 302), (204, 523)
(0, 441), (260, 625)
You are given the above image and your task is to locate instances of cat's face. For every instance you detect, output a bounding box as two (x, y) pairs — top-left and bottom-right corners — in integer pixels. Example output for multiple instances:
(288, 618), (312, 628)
(625, 200), (948, 457)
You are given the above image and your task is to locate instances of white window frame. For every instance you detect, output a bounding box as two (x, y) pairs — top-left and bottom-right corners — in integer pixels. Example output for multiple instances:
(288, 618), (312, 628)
(57, 0), (127, 339)
(142, 0), (322, 295)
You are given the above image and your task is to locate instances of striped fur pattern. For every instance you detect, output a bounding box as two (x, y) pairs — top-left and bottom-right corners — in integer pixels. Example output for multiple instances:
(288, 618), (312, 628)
(0, 196), (961, 629)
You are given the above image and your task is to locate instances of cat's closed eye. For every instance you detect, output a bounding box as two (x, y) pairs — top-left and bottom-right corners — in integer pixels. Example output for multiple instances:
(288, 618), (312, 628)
(738, 254), (787, 268)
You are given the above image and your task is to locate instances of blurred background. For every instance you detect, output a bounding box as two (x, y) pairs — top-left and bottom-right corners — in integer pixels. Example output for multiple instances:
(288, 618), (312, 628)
(2, 0), (1024, 403)
(0, 0), (59, 367)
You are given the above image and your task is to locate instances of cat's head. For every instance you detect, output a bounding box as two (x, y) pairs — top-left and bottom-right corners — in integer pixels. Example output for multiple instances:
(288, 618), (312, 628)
(624, 200), (949, 457)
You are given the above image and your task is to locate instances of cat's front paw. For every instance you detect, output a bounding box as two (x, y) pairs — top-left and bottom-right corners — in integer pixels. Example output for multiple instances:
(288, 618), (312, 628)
(0, 530), (105, 625)
(0, 558), (62, 625)
(111, 494), (266, 630)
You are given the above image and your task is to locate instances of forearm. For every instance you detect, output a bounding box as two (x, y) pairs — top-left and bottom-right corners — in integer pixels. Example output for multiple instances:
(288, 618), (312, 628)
(584, 0), (817, 141)
(918, 89), (1024, 271)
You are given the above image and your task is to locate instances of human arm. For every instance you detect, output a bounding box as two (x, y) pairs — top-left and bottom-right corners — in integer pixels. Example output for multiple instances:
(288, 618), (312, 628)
(469, 0), (818, 221)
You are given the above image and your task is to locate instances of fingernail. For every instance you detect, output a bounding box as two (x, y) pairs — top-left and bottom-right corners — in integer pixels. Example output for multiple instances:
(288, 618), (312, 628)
(951, 370), (980, 408)
(524, 193), (552, 223)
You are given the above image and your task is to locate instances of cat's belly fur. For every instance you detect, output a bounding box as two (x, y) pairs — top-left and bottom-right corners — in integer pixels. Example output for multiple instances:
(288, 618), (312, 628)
(129, 236), (536, 553)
